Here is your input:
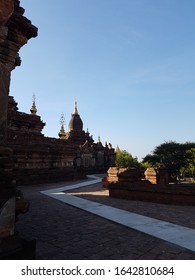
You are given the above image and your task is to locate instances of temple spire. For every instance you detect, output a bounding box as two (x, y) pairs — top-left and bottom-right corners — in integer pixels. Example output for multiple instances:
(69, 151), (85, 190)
(58, 113), (66, 139)
(30, 93), (37, 115)
(97, 136), (103, 147)
(68, 100), (83, 131)
(73, 101), (78, 115)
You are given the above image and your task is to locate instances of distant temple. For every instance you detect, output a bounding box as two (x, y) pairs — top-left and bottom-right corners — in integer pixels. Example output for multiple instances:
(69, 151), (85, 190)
(7, 96), (115, 185)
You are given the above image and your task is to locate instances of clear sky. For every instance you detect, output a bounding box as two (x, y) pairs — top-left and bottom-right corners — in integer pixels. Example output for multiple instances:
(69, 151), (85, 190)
(11, 0), (195, 160)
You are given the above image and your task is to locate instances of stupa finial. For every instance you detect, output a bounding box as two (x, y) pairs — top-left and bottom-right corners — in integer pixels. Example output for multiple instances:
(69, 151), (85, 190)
(30, 93), (37, 115)
(73, 100), (78, 115)
(59, 113), (66, 139)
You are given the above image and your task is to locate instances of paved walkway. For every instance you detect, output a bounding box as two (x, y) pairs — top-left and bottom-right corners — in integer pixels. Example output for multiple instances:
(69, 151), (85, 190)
(15, 175), (195, 260)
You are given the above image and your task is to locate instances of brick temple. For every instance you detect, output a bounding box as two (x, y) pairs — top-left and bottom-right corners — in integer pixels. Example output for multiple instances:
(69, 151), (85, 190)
(7, 96), (116, 185)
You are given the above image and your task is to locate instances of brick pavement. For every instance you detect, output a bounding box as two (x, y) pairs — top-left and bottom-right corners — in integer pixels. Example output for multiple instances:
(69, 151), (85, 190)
(15, 178), (195, 260)
(67, 183), (195, 230)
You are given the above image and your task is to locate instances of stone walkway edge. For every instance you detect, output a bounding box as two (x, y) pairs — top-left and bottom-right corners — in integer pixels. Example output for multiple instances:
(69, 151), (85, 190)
(40, 175), (195, 253)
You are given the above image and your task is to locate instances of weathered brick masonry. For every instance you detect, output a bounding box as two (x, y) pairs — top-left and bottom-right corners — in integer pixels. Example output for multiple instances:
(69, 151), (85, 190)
(104, 167), (195, 205)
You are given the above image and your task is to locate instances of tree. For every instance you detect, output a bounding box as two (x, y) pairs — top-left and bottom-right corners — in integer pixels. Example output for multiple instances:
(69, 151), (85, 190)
(185, 148), (195, 178)
(115, 149), (140, 168)
(143, 141), (195, 183)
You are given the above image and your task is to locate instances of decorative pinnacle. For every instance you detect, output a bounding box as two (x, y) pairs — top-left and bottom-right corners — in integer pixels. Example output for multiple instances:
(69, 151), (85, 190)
(32, 93), (36, 103)
(60, 112), (65, 127)
(97, 136), (103, 147)
(59, 113), (66, 139)
(30, 93), (37, 115)
(73, 101), (78, 115)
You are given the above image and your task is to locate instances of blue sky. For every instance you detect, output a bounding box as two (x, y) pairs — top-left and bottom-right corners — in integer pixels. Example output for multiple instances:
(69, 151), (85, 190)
(11, 0), (195, 160)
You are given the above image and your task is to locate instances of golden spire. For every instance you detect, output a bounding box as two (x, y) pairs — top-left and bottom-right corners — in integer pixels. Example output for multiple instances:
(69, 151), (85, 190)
(58, 113), (66, 139)
(30, 93), (37, 115)
(73, 101), (78, 115)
